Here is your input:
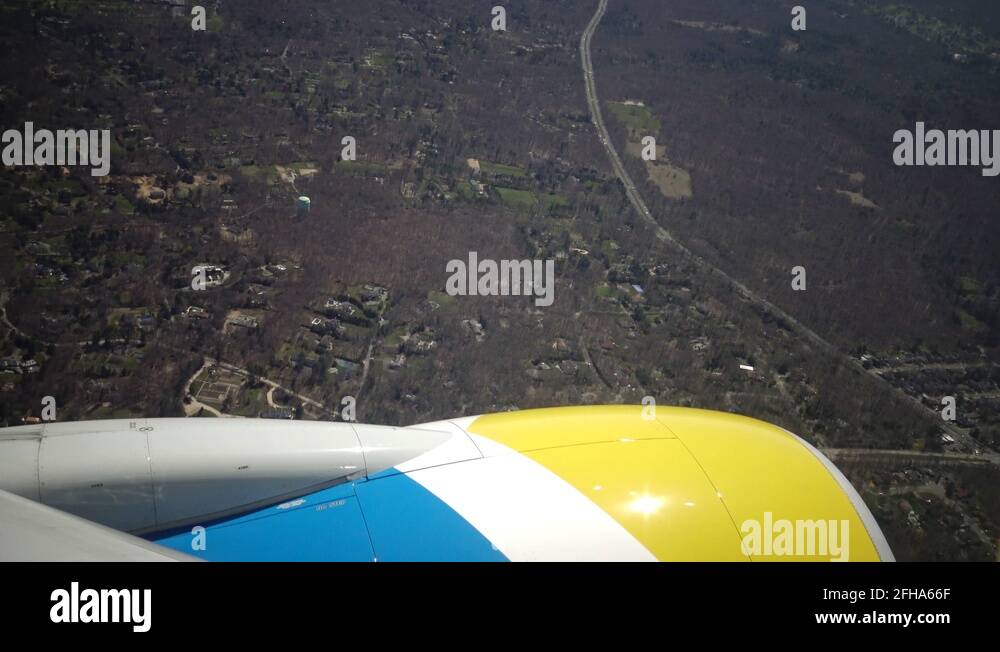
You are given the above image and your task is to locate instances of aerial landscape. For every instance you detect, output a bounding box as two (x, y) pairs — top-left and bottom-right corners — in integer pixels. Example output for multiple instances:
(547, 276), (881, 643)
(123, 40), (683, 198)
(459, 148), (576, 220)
(0, 0), (998, 562)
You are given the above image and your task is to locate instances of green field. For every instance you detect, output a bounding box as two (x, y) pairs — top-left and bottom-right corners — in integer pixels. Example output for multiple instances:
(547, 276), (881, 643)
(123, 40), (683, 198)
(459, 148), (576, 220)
(496, 187), (570, 212)
(607, 101), (661, 136)
(541, 193), (570, 211)
(496, 187), (536, 207)
(481, 161), (527, 178)
(239, 164), (281, 185)
(594, 282), (616, 299)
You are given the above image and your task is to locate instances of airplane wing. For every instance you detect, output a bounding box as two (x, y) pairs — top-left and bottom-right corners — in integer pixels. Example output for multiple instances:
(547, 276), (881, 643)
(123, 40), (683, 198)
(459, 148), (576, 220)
(0, 488), (196, 562)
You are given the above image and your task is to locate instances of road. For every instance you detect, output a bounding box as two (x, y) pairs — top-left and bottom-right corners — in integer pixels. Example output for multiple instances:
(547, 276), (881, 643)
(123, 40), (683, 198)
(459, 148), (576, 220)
(0, 292), (24, 340)
(822, 448), (995, 469)
(871, 361), (997, 375)
(184, 355), (337, 419)
(182, 359), (229, 418)
(578, 0), (996, 463)
(578, 335), (612, 389)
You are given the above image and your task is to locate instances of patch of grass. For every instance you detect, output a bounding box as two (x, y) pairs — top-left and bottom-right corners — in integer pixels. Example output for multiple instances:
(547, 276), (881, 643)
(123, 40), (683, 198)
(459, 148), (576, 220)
(427, 289), (458, 308)
(607, 101), (661, 136)
(114, 194), (134, 215)
(232, 387), (268, 417)
(455, 180), (480, 200)
(496, 187), (536, 208)
(364, 50), (393, 68)
(671, 20), (767, 38)
(541, 193), (570, 210)
(595, 283), (616, 299)
(646, 162), (693, 199)
(207, 13), (225, 32)
(626, 140), (693, 199)
(383, 326), (409, 348)
(867, 4), (1000, 55)
(494, 187), (570, 212)
(958, 276), (984, 296)
(481, 161), (527, 178)
(241, 165), (283, 186)
(955, 309), (988, 333)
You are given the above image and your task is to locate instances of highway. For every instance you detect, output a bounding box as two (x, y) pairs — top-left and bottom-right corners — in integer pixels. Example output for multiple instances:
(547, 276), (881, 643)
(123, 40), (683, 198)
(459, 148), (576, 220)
(578, 0), (997, 464)
(822, 448), (995, 469)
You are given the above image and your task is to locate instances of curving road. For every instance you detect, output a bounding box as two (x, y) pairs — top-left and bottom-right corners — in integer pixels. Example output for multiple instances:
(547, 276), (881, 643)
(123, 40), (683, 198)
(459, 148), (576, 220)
(182, 355), (337, 419)
(578, 0), (996, 463)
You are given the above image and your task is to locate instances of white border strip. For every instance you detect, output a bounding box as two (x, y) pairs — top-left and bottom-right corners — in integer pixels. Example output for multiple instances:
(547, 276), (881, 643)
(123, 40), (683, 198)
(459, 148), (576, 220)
(405, 433), (657, 562)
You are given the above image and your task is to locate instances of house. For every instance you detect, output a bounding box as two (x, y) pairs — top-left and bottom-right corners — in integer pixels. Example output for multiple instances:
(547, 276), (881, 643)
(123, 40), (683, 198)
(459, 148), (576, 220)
(690, 337), (710, 353)
(324, 299), (362, 321)
(246, 296), (269, 309)
(361, 284), (388, 302)
(191, 264), (227, 287)
(309, 317), (337, 334)
(227, 315), (259, 330)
